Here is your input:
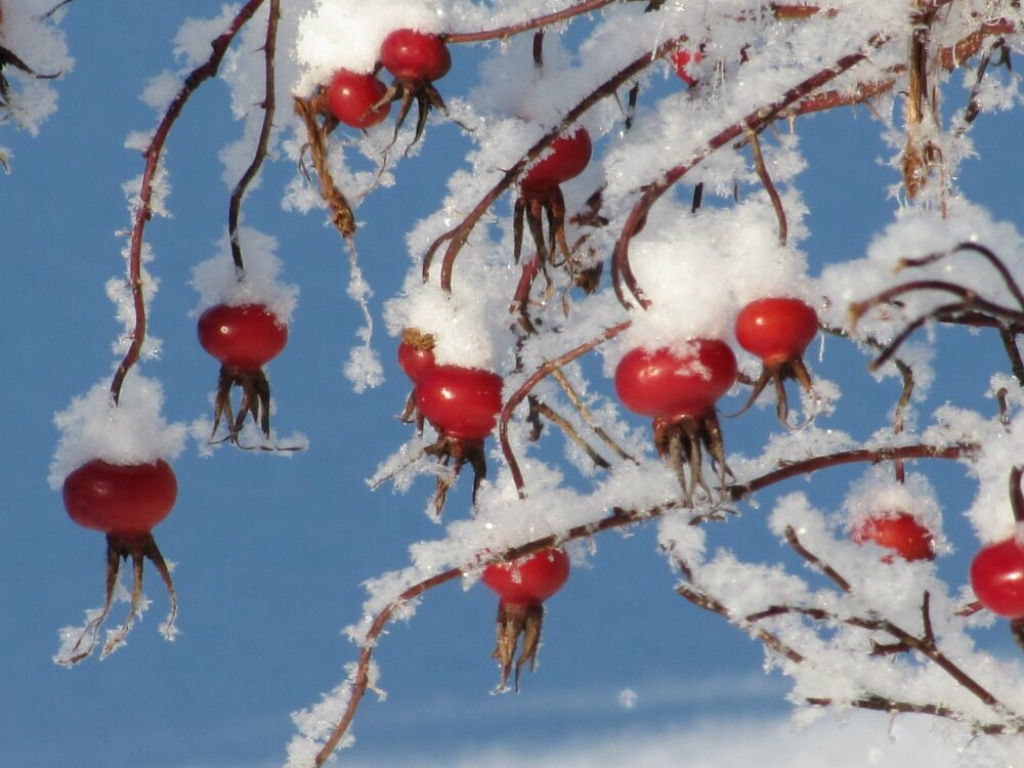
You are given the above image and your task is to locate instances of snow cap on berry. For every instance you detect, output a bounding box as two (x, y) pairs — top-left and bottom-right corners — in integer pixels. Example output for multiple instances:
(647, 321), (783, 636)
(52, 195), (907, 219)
(190, 227), (298, 325)
(841, 467), (945, 553)
(49, 374), (186, 489)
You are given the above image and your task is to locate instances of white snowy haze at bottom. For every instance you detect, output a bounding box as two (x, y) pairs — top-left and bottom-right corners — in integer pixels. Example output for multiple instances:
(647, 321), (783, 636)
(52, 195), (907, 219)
(175, 709), (961, 768)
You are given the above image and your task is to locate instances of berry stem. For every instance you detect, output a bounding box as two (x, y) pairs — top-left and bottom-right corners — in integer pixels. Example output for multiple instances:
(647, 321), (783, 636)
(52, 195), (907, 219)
(227, 0), (279, 275)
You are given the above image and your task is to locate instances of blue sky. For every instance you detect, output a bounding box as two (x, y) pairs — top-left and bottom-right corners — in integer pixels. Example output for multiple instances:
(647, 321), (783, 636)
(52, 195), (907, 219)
(4, 3), (1024, 767)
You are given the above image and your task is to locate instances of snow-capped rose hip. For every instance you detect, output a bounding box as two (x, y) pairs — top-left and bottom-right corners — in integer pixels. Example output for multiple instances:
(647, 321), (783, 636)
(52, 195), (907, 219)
(410, 364), (504, 516)
(615, 341), (737, 421)
(397, 327), (436, 384)
(481, 548), (570, 691)
(615, 340), (737, 505)
(325, 69), (390, 129)
(197, 303), (288, 445)
(970, 537), (1024, 619)
(377, 28), (451, 147)
(415, 365), (503, 441)
(735, 296), (819, 424)
(381, 29), (451, 83)
(396, 328), (436, 426)
(60, 458), (179, 664)
(852, 511), (936, 562)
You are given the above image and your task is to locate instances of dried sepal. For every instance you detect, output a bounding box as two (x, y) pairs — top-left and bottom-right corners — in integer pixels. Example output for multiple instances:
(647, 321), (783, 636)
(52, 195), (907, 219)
(492, 601), (545, 693)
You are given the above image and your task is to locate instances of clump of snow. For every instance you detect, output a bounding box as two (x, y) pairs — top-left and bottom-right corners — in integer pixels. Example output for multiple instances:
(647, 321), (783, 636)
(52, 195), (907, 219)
(190, 227), (299, 323)
(49, 374), (187, 488)
(0, 0), (74, 135)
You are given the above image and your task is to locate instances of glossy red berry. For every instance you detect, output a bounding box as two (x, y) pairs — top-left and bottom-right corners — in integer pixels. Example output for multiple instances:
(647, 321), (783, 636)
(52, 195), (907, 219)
(735, 297), (818, 366)
(63, 459), (178, 538)
(615, 340), (737, 421)
(381, 28), (451, 82)
(971, 537), (1024, 618)
(673, 49), (703, 86)
(520, 127), (593, 193)
(325, 69), (390, 129)
(397, 330), (436, 383)
(482, 548), (570, 606)
(197, 303), (288, 371)
(852, 512), (936, 562)
(415, 365), (503, 441)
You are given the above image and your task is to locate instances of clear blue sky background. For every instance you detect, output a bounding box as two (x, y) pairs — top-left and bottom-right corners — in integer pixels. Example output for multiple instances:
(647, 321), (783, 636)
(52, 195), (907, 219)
(3, 4), (1024, 767)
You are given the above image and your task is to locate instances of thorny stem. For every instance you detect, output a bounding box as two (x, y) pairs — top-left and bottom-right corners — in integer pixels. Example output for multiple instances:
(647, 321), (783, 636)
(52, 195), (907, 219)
(1010, 466), (1024, 525)
(110, 0), (267, 404)
(499, 321), (631, 498)
(227, 0), (279, 274)
(611, 39), (884, 310)
(309, 441), (973, 765)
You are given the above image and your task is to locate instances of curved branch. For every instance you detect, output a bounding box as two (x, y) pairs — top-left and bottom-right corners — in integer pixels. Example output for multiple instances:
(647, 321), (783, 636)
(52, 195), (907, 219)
(309, 440), (973, 765)
(498, 321), (631, 497)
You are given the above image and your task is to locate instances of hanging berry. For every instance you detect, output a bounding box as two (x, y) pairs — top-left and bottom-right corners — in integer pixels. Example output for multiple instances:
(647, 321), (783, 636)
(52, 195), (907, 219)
(481, 547), (570, 691)
(197, 302), (288, 445)
(60, 458), (179, 664)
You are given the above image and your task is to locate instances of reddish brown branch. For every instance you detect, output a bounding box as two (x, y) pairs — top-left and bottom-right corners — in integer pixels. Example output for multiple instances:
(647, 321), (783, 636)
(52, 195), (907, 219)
(110, 0), (267, 403)
(446, 0), (619, 44)
(228, 0), (279, 273)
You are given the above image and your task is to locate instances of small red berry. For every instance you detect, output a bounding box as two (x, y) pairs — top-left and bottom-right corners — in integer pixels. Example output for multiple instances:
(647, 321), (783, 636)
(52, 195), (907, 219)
(326, 69), (390, 129)
(520, 127), (593, 193)
(482, 548), (571, 606)
(397, 329), (437, 383)
(735, 297), (818, 366)
(197, 303), (288, 371)
(63, 459), (178, 539)
(852, 512), (935, 562)
(381, 29), (451, 82)
(415, 365), (503, 441)
(615, 340), (737, 421)
(971, 537), (1024, 618)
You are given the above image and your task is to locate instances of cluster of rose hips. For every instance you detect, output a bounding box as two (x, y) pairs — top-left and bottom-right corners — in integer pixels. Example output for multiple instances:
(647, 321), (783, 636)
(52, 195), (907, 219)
(615, 296), (819, 505)
(58, 301), (290, 662)
(325, 28), (451, 144)
(397, 331), (574, 687)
